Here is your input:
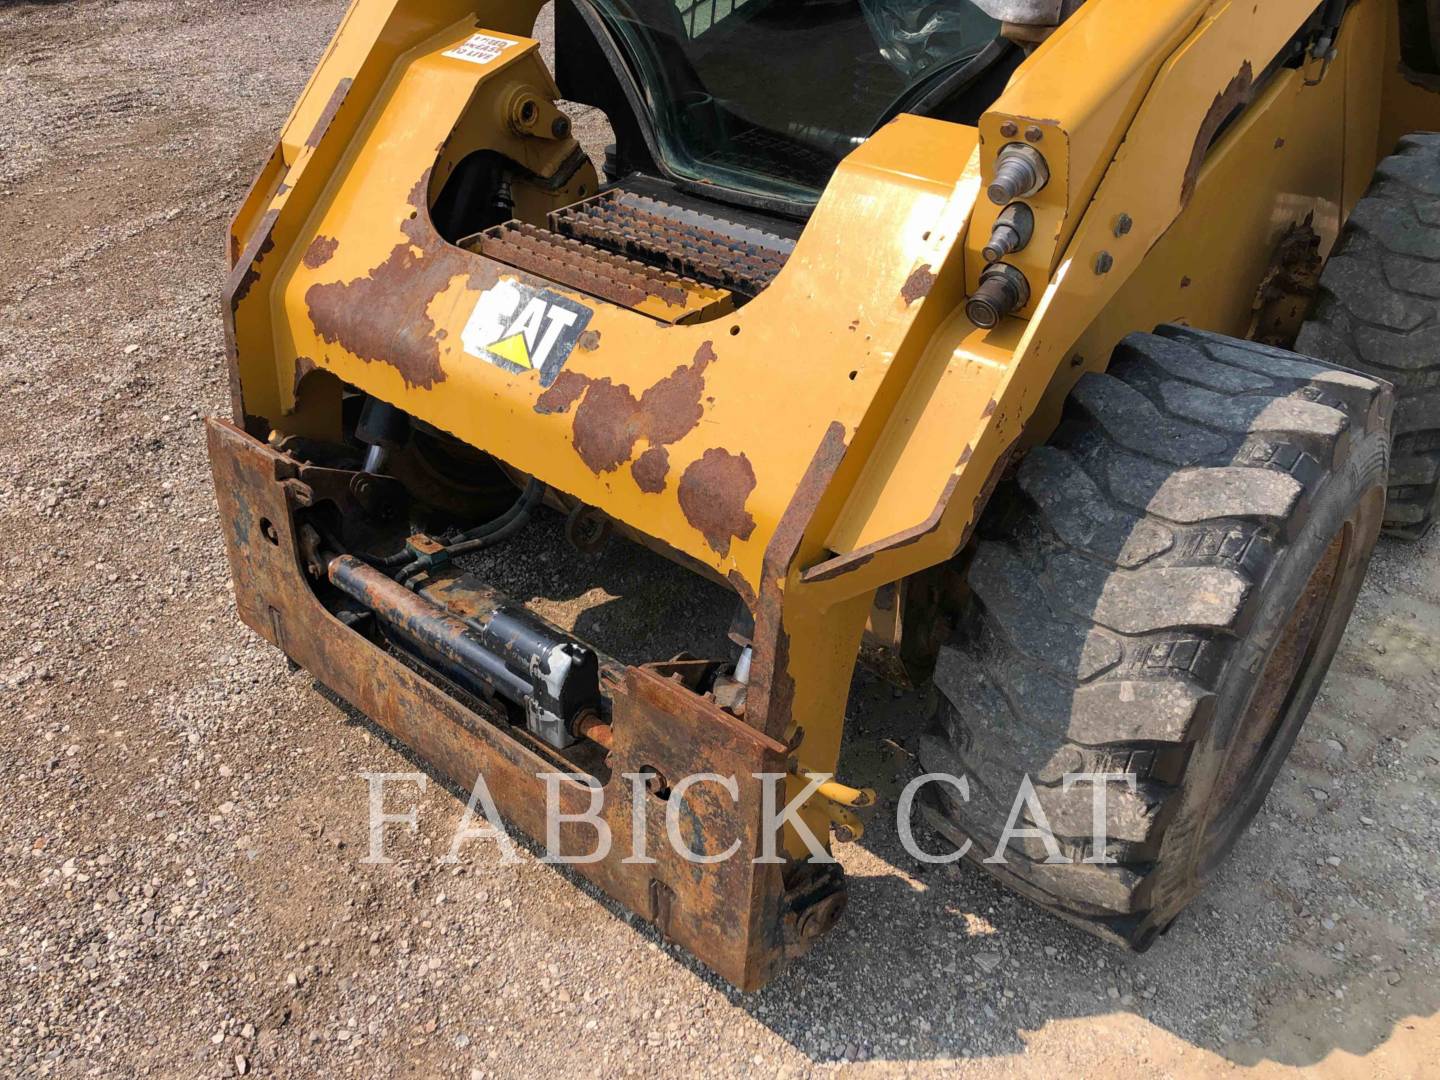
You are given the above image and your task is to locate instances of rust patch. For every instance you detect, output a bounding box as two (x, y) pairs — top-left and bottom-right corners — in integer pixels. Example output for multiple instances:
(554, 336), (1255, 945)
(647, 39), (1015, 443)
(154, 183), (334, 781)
(305, 174), (494, 391)
(534, 370), (589, 415)
(570, 380), (650, 473)
(578, 329), (602, 351)
(678, 449), (756, 557)
(231, 233), (275, 311)
(1182, 61), (1253, 207)
(531, 341), (717, 475)
(631, 447), (670, 494)
(302, 235), (338, 270)
(901, 264), (935, 305)
(726, 568), (758, 611)
(1249, 214), (1322, 349)
(626, 352), (712, 447)
(305, 78), (353, 149)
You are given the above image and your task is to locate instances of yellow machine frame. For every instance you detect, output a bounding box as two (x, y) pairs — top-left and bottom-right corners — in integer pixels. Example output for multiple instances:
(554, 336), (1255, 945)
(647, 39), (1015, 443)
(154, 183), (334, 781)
(212, 0), (1438, 986)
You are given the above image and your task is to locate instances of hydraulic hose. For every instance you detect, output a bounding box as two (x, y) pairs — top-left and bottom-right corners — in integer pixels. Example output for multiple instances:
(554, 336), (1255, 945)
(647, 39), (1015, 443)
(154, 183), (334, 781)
(395, 478), (545, 586)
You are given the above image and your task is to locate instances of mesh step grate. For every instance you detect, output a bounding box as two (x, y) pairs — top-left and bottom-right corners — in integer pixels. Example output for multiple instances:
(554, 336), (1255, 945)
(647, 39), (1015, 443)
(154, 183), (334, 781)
(549, 189), (794, 298)
(474, 220), (732, 323)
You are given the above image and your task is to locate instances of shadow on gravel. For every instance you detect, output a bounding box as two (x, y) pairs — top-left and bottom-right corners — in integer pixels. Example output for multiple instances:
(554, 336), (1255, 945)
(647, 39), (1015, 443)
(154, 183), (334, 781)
(749, 750), (1440, 1069)
(456, 505), (740, 666)
(827, 658), (1435, 1066)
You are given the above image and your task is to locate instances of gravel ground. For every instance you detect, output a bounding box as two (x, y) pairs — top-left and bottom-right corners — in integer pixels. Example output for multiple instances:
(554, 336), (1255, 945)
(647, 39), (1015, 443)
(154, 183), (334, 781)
(1, 2), (1437, 1076)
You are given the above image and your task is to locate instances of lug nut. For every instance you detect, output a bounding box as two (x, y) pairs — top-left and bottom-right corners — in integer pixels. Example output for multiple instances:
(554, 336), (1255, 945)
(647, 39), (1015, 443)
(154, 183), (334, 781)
(982, 203), (1035, 263)
(987, 143), (1050, 205)
(966, 263), (1031, 329)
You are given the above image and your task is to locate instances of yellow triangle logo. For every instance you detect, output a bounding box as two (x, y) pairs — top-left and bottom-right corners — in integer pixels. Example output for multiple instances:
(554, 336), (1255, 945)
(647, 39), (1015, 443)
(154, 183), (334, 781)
(487, 332), (532, 369)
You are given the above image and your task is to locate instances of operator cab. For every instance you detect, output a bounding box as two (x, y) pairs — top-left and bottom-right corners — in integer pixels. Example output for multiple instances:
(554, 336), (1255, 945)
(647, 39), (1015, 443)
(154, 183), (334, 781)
(554, 0), (1017, 218)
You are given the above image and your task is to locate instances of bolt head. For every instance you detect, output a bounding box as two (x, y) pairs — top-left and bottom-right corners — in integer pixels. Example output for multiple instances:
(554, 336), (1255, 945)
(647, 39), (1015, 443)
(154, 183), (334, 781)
(999, 120), (1019, 138)
(1094, 251), (1115, 275)
(1024, 125), (1044, 143)
(1114, 213), (1133, 237)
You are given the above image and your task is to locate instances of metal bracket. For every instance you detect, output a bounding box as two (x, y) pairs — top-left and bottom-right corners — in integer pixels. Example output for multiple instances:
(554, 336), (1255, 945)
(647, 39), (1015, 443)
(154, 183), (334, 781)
(1302, 0), (1348, 86)
(800, 775), (877, 842)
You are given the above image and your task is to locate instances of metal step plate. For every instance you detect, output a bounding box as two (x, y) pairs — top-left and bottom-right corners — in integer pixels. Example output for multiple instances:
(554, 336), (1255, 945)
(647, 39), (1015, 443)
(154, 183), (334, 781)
(549, 188), (795, 298)
(473, 218), (733, 324)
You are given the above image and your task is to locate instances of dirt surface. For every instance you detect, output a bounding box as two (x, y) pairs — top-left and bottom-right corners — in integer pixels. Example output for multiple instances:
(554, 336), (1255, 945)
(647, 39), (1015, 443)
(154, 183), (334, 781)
(1, 2), (1438, 1077)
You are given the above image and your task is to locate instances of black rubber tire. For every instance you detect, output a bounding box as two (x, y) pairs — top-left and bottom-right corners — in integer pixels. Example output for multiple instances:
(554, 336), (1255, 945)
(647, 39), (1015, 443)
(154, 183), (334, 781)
(916, 325), (1390, 948)
(1297, 132), (1440, 539)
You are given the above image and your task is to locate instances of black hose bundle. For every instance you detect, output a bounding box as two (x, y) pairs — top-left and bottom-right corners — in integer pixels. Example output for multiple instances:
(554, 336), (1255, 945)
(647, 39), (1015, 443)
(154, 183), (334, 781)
(372, 477), (545, 585)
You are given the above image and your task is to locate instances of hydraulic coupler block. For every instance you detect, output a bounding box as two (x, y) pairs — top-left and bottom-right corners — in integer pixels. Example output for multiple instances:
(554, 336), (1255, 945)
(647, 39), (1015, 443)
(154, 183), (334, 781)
(327, 556), (601, 749)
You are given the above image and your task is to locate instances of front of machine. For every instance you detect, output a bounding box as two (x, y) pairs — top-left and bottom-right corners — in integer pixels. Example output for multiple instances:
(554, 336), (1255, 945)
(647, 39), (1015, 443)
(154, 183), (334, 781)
(211, 0), (1434, 986)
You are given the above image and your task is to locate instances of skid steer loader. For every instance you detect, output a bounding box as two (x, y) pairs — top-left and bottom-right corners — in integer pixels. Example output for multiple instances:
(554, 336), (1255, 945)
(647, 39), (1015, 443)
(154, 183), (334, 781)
(211, 0), (1440, 988)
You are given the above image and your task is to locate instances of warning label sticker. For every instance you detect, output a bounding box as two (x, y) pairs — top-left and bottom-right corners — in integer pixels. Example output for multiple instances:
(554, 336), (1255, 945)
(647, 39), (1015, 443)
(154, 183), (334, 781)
(461, 281), (593, 386)
(443, 34), (517, 67)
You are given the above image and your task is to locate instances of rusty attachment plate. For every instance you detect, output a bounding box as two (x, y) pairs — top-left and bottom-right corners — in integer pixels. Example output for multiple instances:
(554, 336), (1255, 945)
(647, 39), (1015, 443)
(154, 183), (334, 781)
(204, 418), (844, 990)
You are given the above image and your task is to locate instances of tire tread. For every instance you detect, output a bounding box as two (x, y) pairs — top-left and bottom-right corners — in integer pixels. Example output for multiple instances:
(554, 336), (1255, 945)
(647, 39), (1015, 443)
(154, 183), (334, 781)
(1298, 134), (1440, 536)
(919, 326), (1388, 945)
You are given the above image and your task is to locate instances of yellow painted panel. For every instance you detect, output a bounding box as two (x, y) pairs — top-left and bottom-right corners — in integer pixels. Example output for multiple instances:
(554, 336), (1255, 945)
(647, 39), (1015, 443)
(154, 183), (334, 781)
(825, 310), (1020, 554)
(795, 0), (1347, 603)
(971, 0), (1211, 301)
(276, 1), (548, 166)
(256, 23), (985, 593)
(1341, 0), (1388, 214)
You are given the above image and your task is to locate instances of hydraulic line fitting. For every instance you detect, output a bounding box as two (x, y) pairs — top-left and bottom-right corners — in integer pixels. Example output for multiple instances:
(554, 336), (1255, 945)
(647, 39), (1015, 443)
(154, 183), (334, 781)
(982, 202), (1035, 263)
(987, 142), (1050, 205)
(966, 262), (1031, 328)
